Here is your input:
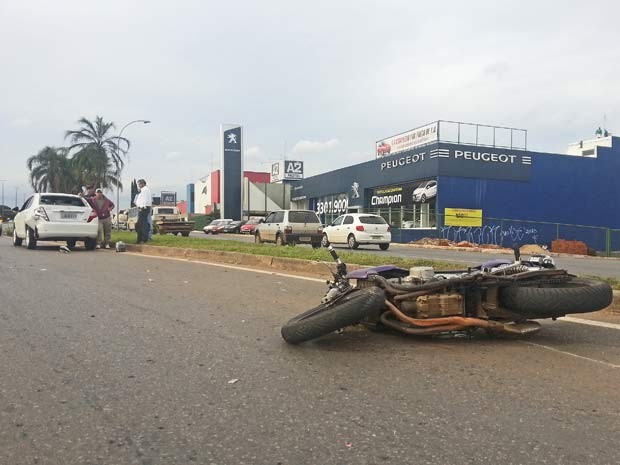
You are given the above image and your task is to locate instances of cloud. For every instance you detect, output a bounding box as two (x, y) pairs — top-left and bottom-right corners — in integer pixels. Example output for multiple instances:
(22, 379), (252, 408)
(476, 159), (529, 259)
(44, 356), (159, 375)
(291, 139), (340, 155)
(7, 117), (33, 128)
(245, 146), (261, 157)
(165, 151), (182, 160)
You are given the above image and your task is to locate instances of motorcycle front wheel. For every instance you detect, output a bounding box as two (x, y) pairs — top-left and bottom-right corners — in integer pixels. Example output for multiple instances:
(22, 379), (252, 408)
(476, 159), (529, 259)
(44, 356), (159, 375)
(499, 277), (612, 318)
(281, 287), (386, 344)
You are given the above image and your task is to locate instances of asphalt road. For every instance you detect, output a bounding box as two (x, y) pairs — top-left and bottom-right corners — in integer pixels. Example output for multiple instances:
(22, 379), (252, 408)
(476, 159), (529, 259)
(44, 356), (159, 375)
(1, 237), (619, 465)
(190, 231), (620, 279)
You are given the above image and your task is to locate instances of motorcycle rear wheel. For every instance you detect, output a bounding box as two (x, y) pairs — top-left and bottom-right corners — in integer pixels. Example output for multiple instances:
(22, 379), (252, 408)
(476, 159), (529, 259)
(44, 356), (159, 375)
(499, 278), (612, 318)
(281, 287), (386, 344)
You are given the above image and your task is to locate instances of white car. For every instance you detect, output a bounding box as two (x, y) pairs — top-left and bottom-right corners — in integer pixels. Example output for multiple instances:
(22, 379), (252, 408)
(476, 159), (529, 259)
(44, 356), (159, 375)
(12, 193), (99, 250)
(412, 180), (437, 203)
(321, 213), (391, 250)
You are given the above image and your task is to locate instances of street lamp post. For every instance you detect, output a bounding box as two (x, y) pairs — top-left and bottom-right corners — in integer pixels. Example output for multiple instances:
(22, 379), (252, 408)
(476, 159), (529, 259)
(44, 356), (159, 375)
(115, 120), (151, 230)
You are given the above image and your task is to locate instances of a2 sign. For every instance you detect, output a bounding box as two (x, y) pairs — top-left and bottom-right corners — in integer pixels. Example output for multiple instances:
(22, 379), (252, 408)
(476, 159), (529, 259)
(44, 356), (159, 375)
(271, 160), (304, 182)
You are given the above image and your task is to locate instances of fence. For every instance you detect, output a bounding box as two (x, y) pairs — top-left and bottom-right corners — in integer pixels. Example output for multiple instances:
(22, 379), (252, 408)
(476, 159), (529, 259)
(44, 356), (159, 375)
(347, 207), (620, 256)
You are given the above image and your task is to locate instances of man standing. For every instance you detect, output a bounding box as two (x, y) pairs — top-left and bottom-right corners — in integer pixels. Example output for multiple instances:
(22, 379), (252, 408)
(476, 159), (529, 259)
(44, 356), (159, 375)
(92, 188), (115, 249)
(134, 179), (152, 244)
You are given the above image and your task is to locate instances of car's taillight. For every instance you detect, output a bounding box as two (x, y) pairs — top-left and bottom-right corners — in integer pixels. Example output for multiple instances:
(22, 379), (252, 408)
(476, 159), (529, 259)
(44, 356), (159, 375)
(34, 207), (49, 221)
(284, 226), (292, 234)
(87, 210), (97, 222)
(356, 225), (365, 231)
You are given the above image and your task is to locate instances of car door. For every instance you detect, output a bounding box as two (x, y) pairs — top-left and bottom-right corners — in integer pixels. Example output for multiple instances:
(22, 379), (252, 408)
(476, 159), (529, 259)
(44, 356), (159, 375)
(340, 215), (355, 242)
(326, 215), (344, 243)
(269, 211), (285, 241)
(14, 195), (34, 237)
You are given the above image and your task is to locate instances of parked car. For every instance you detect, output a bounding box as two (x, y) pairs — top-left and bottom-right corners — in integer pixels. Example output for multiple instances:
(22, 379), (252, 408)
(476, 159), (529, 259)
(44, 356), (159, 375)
(321, 213), (391, 250)
(412, 180), (437, 203)
(377, 141), (391, 156)
(203, 219), (233, 234)
(239, 217), (264, 235)
(12, 193), (98, 250)
(221, 220), (246, 234)
(255, 210), (322, 248)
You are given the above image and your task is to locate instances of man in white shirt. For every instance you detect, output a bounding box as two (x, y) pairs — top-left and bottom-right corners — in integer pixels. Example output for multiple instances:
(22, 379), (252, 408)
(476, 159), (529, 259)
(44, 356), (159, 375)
(135, 179), (152, 243)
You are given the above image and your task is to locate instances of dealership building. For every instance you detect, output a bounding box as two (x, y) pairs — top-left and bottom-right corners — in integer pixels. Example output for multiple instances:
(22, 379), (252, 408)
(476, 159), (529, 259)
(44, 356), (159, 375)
(291, 121), (620, 251)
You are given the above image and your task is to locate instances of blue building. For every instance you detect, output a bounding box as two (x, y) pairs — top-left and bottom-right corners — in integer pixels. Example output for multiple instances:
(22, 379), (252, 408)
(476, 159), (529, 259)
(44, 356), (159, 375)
(292, 121), (620, 252)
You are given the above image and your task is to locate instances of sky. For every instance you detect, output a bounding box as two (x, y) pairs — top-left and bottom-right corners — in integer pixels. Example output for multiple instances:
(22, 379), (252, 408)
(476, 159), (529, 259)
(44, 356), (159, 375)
(1, 0), (619, 207)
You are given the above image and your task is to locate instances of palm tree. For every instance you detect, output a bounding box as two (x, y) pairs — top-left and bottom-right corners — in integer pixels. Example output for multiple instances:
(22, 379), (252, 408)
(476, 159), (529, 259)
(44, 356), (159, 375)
(71, 145), (122, 191)
(65, 116), (130, 173)
(27, 147), (76, 193)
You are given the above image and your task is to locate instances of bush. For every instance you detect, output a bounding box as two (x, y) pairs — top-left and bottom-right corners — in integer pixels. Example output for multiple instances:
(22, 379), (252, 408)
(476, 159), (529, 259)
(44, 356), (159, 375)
(189, 213), (219, 230)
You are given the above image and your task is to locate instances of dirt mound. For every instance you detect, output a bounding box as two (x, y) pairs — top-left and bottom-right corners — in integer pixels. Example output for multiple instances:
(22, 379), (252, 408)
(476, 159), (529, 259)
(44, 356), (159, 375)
(520, 244), (549, 255)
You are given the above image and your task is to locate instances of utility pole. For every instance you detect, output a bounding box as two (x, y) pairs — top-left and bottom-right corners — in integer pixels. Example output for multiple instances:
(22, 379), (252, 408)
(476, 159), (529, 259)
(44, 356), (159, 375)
(0, 180), (6, 218)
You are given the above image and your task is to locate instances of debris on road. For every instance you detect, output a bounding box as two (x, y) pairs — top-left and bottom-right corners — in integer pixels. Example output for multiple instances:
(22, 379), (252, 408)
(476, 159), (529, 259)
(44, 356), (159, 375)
(59, 245), (71, 253)
(227, 378), (239, 385)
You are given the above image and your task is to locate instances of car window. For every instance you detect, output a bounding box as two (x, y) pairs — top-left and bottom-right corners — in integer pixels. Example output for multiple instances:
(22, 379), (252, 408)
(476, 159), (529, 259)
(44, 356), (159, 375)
(332, 216), (344, 226)
(21, 196), (34, 211)
(288, 211), (320, 223)
(40, 195), (87, 207)
(359, 215), (387, 224)
(156, 208), (175, 214)
(272, 211), (285, 223)
(264, 213), (275, 223)
(343, 216), (354, 225)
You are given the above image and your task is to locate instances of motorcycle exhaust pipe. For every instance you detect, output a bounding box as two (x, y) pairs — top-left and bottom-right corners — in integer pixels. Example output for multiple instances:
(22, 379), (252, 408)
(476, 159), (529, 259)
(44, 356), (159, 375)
(382, 301), (541, 335)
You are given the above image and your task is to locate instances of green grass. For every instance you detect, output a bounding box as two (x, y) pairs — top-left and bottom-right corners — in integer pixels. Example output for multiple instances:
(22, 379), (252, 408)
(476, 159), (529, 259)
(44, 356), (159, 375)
(110, 231), (464, 270)
(110, 232), (620, 289)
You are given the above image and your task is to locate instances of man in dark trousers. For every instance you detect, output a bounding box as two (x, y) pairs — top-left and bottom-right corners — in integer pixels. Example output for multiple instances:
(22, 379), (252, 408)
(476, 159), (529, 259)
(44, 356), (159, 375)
(134, 179), (152, 244)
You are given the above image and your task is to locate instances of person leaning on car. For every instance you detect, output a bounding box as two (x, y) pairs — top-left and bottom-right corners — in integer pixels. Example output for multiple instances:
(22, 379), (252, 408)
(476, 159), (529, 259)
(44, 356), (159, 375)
(134, 179), (152, 244)
(90, 188), (115, 249)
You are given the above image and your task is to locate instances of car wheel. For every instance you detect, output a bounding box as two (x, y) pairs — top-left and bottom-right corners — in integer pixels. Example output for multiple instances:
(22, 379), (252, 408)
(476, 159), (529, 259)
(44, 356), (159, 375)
(84, 238), (97, 250)
(25, 226), (37, 250)
(311, 241), (321, 249)
(347, 234), (359, 249)
(12, 227), (22, 247)
(255, 232), (262, 244)
(379, 243), (390, 251)
(421, 194), (426, 203)
(276, 234), (285, 246)
(66, 239), (77, 249)
(321, 234), (330, 248)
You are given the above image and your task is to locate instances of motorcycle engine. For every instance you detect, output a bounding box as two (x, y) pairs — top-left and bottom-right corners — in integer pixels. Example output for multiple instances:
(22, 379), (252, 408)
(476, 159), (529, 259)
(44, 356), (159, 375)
(401, 293), (464, 319)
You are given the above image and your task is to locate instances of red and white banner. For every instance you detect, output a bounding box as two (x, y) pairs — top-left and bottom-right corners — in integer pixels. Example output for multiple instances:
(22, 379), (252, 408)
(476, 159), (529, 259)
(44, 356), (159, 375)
(376, 122), (438, 158)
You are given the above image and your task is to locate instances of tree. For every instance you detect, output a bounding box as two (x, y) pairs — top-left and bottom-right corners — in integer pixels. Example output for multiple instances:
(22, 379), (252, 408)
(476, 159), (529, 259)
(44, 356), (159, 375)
(65, 116), (130, 175)
(71, 145), (122, 191)
(26, 147), (77, 193)
(130, 179), (139, 207)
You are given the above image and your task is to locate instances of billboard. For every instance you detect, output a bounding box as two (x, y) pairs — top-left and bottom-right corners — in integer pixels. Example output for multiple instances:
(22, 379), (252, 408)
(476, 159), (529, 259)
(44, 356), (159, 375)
(161, 191), (176, 205)
(271, 160), (304, 182)
(369, 179), (437, 207)
(444, 208), (483, 227)
(376, 121), (439, 158)
(220, 125), (243, 220)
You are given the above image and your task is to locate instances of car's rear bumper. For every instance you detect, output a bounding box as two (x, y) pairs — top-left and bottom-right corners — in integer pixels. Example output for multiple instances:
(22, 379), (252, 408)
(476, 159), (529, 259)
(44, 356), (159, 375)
(356, 232), (391, 244)
(35, 222), (98, 240)
(284, 233), (323, 244)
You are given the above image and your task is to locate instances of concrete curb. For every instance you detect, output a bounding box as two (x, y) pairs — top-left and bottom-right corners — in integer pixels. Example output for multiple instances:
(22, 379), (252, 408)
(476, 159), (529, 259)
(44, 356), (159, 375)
(124, 244), (620, 315)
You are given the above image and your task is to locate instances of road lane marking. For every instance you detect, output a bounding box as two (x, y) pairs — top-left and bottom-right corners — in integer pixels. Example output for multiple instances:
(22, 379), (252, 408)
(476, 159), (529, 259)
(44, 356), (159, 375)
(522, 341), (620, 369)
(560, 316), (620, 331)
(125, 252), (326, 283)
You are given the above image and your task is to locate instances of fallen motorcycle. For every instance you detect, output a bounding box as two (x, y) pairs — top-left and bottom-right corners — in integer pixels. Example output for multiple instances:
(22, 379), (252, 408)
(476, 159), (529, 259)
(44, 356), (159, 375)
(281, 244), (613, 344)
